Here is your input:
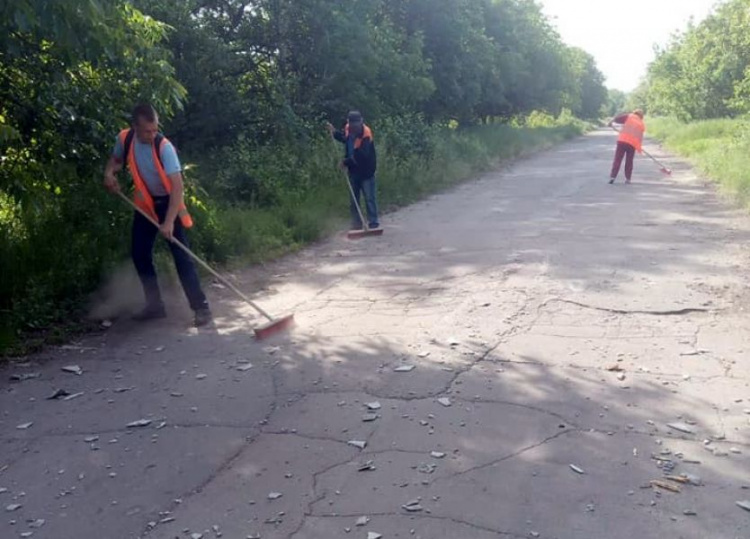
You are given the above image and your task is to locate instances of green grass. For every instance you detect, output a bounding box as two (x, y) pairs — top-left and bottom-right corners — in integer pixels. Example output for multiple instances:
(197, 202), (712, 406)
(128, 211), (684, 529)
(648, 117), (750, 204)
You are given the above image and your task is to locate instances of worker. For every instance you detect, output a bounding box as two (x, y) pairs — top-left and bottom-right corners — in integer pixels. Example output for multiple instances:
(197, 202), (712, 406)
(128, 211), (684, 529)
(103, 103), (212, 327)
(326, 111), (380, 230)
(608, 109), (646, 184)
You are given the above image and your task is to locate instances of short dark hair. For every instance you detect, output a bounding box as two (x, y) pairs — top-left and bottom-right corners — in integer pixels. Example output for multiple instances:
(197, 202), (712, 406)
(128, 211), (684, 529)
(131, 103), (157, 124)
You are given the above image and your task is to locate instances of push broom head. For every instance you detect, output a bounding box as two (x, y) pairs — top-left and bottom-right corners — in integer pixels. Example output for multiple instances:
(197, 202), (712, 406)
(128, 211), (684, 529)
(347, 228), (384, 240)
(254, 314), (295, 340)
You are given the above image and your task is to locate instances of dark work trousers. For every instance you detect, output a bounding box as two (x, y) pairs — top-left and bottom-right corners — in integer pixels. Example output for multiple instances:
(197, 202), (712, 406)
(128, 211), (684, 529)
(610, 141), (636, 181)
(131, 196), (209, 312)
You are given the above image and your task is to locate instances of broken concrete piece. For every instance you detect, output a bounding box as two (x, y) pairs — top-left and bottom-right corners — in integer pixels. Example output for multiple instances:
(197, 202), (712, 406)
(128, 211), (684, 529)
(650, 480), (681, 493)
(355, 516), (370, 526)
(362, 414), (379, 422)
(569, 464), (585, 475)
(367, 533), (382, 539)
(430, 452), (446, 459)
(10, 373), (41, 382)
(6, 503), (22, 511)
(236, 363), (254, 372)
(617, 373), (626, 381)
(16, 422), (33, 430)
(417, 463), (437, 474)
(417, 351), (431, 358)
(394, 365), (415, 372)
(348, 440), (367, 450)
(47, 389), (70, 400)
(402, 500), (423, 512)
(365, 402), (382, 411)
(61, 365), (83, 375)
(84, 436), (99, 443)
(437, 397), (452, 407)
(736, 500), (750, 512)
(190, 534), (203, 539)
(267, 492), (283, 500)
(667, 423), (697, 435)
(63, 392), (84, 401)
(195, 374), (208, 380)
(126, 419), (152, 428)
(358, 461), (377, 472)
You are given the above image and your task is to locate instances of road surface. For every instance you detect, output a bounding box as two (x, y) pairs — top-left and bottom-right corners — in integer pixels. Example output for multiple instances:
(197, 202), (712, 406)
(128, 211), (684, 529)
(2, 129), (749, 539)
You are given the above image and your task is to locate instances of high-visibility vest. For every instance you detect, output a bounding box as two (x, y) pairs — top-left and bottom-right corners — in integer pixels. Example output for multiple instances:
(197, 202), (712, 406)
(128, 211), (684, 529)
(344, 124), (373, 149)
(118, 128), (193, 228)
(618, 114), (645, 153)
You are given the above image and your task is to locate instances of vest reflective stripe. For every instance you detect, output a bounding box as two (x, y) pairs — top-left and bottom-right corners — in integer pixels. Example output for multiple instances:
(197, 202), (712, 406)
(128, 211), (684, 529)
(618, 115), (645, 152)
(344, 124), (373, 149)
(118, 129), (193, 228)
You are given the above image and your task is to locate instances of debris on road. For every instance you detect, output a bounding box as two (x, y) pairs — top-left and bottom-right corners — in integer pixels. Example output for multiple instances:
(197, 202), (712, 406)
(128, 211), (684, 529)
(355, 516), (370, 526)
(10, 373), (41, 382)
(431, 451), (446, 459)
(358, 461), (376, 472)
(47, 389), (70, 400)
(394, 365), (416, 372)
(569, 464), (585, 475)
(402, 499), (423, 512)
(195, 374), (208, 380)
(236, 363), (254, 372)
(366, 402), (382, 411)
(367, 533), (383, 539)
(667, 422), (697, 435)
(348, 440), (367, 450)
(62, 365), (83, 375)
(267, 492), (283, 500)
(16, 422), (33, 430)
(362, 413), (379, 422)
(6, 503), (22, 512)
(650, 480), (681, 493)
(737, 500), (750, 512)
(437, 397), (452, 407)
(126, 419), (152, 428)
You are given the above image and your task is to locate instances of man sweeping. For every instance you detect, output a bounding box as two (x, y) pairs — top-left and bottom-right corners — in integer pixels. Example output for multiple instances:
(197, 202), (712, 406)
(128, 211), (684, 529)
(103, 103), (212, 327)
(326, 111), (380, 231)
(608, 109), (646, 184)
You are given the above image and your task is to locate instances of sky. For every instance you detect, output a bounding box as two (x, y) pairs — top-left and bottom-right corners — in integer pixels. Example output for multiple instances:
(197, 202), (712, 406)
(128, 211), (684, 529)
(540, 0), (719, 92)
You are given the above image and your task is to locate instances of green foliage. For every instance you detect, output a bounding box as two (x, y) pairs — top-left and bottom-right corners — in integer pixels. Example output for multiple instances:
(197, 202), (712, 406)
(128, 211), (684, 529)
(642, 0), (750, 120)
(649, 117), (750, 204)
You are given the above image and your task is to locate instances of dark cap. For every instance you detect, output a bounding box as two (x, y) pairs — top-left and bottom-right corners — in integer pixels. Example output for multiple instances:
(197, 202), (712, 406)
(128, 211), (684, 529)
(347, 110), (364, 125)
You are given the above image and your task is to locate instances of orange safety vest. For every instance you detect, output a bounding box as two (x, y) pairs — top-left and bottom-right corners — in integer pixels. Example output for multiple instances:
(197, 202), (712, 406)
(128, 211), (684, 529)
(618, 114), (645, 153)
(118, 128), (193, 228)
(344, 124), (373, 149)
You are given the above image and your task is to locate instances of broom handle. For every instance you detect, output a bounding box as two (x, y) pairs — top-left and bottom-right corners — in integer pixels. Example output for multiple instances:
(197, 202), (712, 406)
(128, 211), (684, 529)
(115, 191), (274, 322)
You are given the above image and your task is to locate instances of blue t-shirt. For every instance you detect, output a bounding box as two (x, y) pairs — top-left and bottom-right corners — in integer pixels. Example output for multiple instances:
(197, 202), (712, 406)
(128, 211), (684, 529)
(112, 134), (182, 197)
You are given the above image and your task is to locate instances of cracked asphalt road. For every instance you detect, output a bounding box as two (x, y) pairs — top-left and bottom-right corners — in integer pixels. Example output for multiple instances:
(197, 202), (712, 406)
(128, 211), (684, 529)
(2, 129), (750, 539)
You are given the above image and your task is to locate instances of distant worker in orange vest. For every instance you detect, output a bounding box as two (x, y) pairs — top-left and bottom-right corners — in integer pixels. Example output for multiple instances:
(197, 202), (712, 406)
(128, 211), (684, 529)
(103, 103), (212, 327)
(608, 109), (646, 184)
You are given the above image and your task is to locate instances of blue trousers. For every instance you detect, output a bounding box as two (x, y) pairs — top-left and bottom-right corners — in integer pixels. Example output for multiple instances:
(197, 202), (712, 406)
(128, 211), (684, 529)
(349, 176), (379, 229)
